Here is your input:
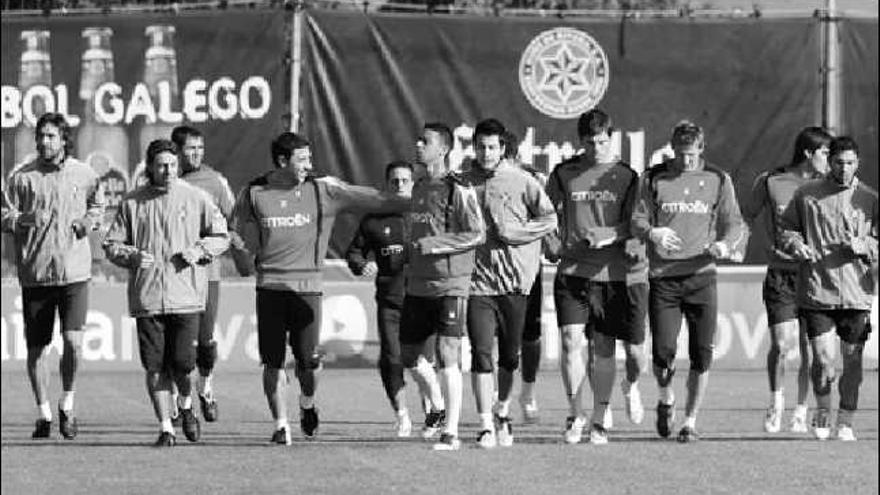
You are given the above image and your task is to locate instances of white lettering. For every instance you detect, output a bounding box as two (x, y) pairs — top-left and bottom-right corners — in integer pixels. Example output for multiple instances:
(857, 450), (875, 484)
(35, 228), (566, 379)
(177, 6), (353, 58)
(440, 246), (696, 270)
(216, 314), (244, 361)
(209, 77), (238, 121)
(121, 316), (136, 361)
(183, 79), (208, 123)
(661, 201), (711, 214)
(1, 86), (22, 128)
(82, 311), (116, 360)
(95, 83), (124, 125)
(22, 85), (55, 126)
(53, 85), (80, 127)
(239, 76), (271, 119)
(157, 80), (183, 124)
(125, 83), (157, 125)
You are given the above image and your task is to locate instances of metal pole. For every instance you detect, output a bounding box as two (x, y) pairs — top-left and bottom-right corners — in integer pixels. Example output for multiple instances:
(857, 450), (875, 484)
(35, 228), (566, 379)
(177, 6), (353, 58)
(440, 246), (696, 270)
(822, 0), (842, 135)
(290, 2), (304, 133)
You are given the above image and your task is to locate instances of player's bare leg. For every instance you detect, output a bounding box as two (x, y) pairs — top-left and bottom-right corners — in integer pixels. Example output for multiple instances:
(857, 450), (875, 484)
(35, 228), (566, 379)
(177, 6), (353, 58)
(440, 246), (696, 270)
(765, 320), (797, 432)
(27, 344), (52, 438)
(621, 341), (646, 424)
(809, 332), (836, 440)
(560, 325), (587, 443)
(836, 341), (864, 441)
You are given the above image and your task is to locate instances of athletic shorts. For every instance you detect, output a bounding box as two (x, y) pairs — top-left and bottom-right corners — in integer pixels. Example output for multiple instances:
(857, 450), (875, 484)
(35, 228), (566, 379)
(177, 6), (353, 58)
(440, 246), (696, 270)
(256, 289), (321, 369)
(554, 275), (646, 344)
(22, 281), (89, 347)
(649, 273), (717, 372)
(136, 313), (199, 374)
(400, 295), (466, 345)
(801, 309), (872, 344)
(762, 268), (798, 326)
(467, 294), (528, 373)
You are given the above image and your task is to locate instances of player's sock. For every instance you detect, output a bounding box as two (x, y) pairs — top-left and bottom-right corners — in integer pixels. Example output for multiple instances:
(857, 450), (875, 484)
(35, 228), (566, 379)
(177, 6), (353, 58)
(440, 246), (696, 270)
(815, 393), (832, 412)
(200, 374), (214, 398)
(440, 366), (462, 436)
(793, 404), (808, 417)
(161, 418), (174, 433)
(683, 415), (696, 429)
(659, 386), (675, 405)
(59, 391), (75, 412)
(837, 408), (854, 426)
(521, 381), (535, 403)
(496, 399), (511, 418)
(413, 358), (445, 411)
(479, 412), (494, 431)
(178, 394), (193, 410)
(772, 389), (784, 410)
(275, 417), (289, 430)
(38, 401), (52, 421)
(299, 394), (315, 410)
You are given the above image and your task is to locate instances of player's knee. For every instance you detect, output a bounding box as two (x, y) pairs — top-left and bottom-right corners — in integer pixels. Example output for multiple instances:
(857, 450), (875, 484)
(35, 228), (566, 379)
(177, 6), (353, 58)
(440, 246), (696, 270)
(296, 351), (323, 373)
(652, 363), (675, 387)
(401, 345), (422, 369)
(811, 360), (835, 395)
(436, 338), (461, 369)
(689, 346), (713, 373)
(172, 354), (196, 375)
(196, 341), (218, 370)
(498, 353), (520, 373)
(61, 330), (84, 350)
(592, 334), (615, 358)
(560, 326), (584, 353)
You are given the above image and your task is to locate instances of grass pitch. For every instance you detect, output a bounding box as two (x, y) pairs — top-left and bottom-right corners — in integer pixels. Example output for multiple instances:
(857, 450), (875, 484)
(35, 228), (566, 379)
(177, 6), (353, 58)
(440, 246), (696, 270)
(2, 367), (877, 494)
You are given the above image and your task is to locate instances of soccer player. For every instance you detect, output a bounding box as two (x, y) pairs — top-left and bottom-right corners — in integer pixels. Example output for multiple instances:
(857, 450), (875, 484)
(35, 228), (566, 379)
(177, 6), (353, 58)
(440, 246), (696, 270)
(779, 136), (877, 441)
(231, 132), (411, 445)
(463, 119), (556, 448)
(631, 121), (747, 443)
(545, 109), (647, 445)
(1, 113), (104, 440)
(104, 139), (229, 447)
(402, 122), (484, 451)
(172, 125), (242, 423)
(743, 126), (831, 433)
(503, 130), (547, 424)
(345, 160), (431, 436)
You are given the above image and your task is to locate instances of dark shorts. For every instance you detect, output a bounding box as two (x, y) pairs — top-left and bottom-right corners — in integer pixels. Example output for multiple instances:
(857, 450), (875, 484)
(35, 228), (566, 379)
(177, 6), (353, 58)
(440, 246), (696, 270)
(136, 313), (200, 374)
(649, 272), (717, 372)
(400, 295), (466, 345)
(467, 294), (528, 373)
(256, 289), (322, 369)
(801, 309), (873, 344)
(762, 268), (799, 326)
(554, 275), (646, 344)
(22, 281), (89, 347)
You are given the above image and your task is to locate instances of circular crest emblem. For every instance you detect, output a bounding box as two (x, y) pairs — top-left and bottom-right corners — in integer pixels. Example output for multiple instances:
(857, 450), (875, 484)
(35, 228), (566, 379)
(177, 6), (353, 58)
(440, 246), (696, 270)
(518, 27), (609, 120)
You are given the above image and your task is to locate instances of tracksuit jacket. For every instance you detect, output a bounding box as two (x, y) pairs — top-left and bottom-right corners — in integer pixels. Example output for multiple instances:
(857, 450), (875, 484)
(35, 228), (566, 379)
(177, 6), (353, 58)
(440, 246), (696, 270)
(406, 173), (485, 298)
(345, 212), (408, 307)
(181, 164), (237, 281)
(103, 180), (230, 316)
(463, 163), (557, 296)
(232, 170), (409, 293)
(545, 155), (640, 282)
(743, 166), (822, 271)
(631, 159), (747, 279)
(779, 176), (878, 310)
(1, 157), (104, 287)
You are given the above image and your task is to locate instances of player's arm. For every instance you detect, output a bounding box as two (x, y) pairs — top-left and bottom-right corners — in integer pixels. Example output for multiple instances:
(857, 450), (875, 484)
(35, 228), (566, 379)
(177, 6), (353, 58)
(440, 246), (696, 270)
(229, 186), (260, 275)
(495, 175), (557, 246)
(742, 172), (769, 227)
(0, 176), (22, 233)
(345, 220), (372, 276)
(178, 199), (230, 266)
(846, 195), (879, 264)
(415, 184), (485, 255)
(102, 200), (144, 268)
(630, 174), (655, 239)
(777, 189), (814, 261)
(709, 173), (749, 261)
(541, 168), (564, 261)
(324, 177), (411, 215)
(588, 169), (640, 248)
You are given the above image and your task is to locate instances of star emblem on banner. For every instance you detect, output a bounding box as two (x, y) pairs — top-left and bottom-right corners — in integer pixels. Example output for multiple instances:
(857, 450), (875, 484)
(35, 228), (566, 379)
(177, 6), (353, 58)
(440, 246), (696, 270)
(538, 45), (590, 101)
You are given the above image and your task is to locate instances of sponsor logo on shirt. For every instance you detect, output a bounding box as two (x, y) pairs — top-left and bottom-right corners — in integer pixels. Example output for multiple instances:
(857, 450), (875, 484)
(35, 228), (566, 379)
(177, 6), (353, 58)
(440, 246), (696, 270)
(380, 244), (405, 256)
(570, 190), (617, 202)
(661, 201), (711, 214)
(410, 212), (435, 224)
(261, 213), (312, 228)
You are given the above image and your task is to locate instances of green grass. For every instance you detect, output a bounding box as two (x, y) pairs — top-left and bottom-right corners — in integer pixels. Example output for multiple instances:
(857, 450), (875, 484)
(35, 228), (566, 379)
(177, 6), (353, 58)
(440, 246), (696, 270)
(2, 368), (877, 494)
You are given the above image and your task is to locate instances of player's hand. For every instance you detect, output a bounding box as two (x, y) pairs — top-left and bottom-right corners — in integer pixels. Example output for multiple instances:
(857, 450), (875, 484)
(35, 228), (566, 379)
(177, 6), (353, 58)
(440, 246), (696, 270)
(361, 261), (378, 277)
(790, 242), (816, 261)
(134, 251), (155, 269)
(706, 241), (730, 260)
(71, 218), (89, 239)
(177, 247), (205, 266)
(315, 175), (347, 187)
(649, 227), (682, 252)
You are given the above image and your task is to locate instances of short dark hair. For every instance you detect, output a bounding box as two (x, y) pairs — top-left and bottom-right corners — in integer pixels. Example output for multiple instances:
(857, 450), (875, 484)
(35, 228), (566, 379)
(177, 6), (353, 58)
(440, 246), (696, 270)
(146, 139), (178, 167)
(423, 122), (453, 150)
(35, 112), (73, 156)
(473, 118), (506, 145)
(271, 132), (310, 165)
(171, 125), (203, 148)
(385, 160), (414, 180)
(503, 131), (519, 159)
(829, 136), (859, 158)
(577, 109), (611, 139)
(671, 120), (704, 147)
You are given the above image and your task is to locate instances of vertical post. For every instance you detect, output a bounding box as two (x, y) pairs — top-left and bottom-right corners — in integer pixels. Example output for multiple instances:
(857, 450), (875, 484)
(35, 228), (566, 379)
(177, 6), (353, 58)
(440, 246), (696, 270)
(290, 2), (304, 133)
(821, 0), (842, 135)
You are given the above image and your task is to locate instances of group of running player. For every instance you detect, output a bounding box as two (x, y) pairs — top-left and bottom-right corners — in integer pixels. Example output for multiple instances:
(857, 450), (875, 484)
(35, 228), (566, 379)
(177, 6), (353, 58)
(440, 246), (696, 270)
(2, 109), (876, 449)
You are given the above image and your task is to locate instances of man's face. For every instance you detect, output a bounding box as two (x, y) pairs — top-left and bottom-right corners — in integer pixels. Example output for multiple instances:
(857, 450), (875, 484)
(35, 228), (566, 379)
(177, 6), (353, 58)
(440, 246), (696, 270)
(581, 131), (614, 163)
(36, 123), (65, 163)
(829, 149), (859, 186)
(288, 146), (313, 182)
(148, 151), (179, 188)
(673, 139), (704, 169)
(416, 129), (447, 168)
(807, 145), (830, 175)
(474, 134), (504, 171)
(180, 136), (205, 172)
(386, 166), (414, 198)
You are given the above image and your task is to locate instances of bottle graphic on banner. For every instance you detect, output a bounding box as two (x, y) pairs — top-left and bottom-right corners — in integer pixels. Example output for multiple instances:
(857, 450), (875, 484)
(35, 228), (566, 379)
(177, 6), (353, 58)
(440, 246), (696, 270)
(13, 30), (52, 170)
(133, 25), (181, 188)
(77, 27), (131, 263)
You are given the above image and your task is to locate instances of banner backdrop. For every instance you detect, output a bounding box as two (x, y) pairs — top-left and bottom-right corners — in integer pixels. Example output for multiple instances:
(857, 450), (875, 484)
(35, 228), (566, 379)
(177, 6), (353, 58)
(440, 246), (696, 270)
(301, 12), (843, 260)
(1, 11), (287, 204)
(841, 18), (879, 190)
(2, 267), (877, 371)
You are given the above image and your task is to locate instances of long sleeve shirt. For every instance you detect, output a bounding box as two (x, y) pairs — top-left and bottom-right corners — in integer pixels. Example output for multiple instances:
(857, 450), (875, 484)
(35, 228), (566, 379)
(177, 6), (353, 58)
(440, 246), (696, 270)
(464, 164), (557, 295)
(779, 177), (878, 310)
(631, 160), (747, 279)
(181, 164), (236, 281)
(103, 180), (229, 316)
(345, 212), (408, 306)
(1, 157), (105, 287)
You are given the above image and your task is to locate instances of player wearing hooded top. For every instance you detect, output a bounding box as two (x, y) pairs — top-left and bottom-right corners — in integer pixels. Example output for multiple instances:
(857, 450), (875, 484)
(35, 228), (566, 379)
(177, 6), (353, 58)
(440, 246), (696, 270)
(462, 119), (556, 449)
(402, 122), (485, 451)
(631, 121), (748, 443)
(779, 136), (877, 442)
(743, 126), (831, 434)
(231, 132), (411, 445)
(545, 109), (647, 445)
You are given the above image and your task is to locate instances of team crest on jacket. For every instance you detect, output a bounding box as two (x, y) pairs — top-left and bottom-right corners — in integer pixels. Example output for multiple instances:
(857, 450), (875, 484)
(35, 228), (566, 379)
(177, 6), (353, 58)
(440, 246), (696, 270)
(518, 27), (609, 119)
